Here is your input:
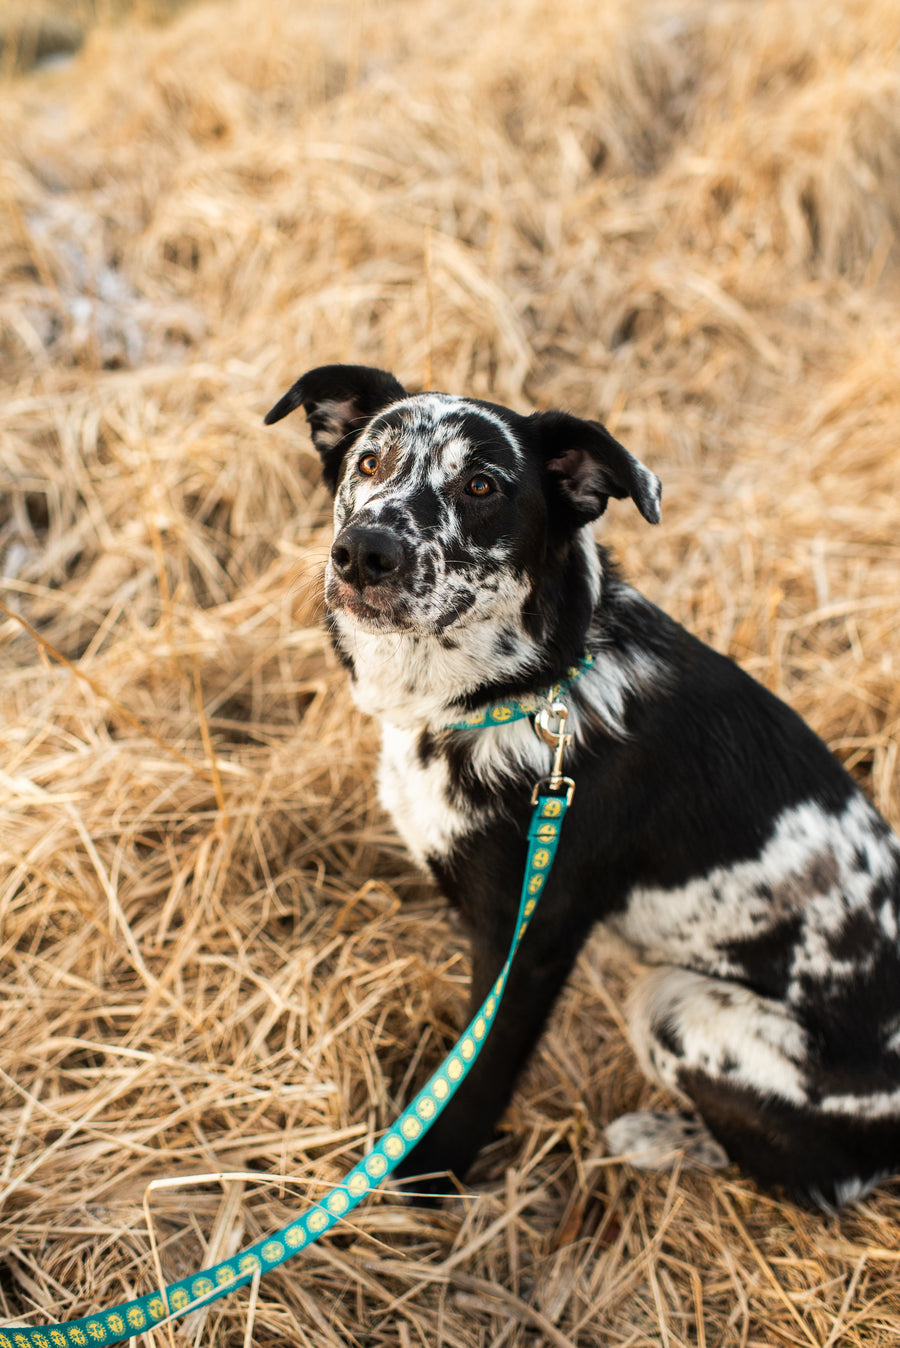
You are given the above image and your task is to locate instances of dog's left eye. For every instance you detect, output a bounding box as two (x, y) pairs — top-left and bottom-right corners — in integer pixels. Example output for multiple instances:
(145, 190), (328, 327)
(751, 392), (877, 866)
(465, 475), (494, 497)
(358, 453), (380, 476)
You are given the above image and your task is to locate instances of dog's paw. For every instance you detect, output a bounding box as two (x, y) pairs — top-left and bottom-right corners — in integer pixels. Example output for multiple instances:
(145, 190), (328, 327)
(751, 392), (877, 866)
(604, 1110), (730, 1172)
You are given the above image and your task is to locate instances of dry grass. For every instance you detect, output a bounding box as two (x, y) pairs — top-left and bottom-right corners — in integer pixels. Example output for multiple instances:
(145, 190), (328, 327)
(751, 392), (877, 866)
(1, 0), (900, 1342)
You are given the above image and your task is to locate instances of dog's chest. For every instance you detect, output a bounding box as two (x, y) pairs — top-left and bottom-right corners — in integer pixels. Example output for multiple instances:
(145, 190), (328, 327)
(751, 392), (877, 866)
(377, 724), (477, 868)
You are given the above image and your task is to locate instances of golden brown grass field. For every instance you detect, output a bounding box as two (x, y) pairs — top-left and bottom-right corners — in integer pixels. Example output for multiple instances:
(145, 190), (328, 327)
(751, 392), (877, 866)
(2, 0), (900, 1342)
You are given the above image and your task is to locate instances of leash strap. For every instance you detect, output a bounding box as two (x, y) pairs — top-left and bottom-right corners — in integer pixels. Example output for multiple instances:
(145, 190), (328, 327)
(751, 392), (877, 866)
(5, 790), (573, 1348)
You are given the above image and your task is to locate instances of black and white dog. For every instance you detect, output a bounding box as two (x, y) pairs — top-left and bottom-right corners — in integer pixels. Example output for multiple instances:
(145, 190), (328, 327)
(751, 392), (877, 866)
(266, 364), (900, 1209)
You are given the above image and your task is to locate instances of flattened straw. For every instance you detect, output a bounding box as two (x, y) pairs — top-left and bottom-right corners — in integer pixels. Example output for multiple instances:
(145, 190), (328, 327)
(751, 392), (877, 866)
(241, 1264), (262, 1348)
(819, 1252), (868, 1348)
(718, 1190), (820, 1348)
(64, 802), (157, 992)
(690, 1266), (706, 1348)
(190, 644), (228, 822)
(0, 598), (211, 782)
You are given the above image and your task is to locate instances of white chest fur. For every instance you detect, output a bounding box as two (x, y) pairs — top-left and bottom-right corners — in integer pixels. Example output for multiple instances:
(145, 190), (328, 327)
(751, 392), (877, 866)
(375, 713), (556, 869)
(376, 723), (476, 868)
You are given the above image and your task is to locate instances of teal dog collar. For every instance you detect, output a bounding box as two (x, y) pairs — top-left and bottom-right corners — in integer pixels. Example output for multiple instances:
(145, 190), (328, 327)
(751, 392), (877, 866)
(442, 650), (594, 731)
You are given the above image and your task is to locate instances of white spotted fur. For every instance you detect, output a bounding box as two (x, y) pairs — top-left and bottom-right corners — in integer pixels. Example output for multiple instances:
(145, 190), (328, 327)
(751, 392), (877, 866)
(627, 965), (810, 1106)
(603, 793), (900, 1004)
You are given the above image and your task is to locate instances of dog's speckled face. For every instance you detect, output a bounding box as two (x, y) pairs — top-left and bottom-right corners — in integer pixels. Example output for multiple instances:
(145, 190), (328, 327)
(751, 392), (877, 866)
(264, 363), (661, 643)
(325, 394), (547, 635)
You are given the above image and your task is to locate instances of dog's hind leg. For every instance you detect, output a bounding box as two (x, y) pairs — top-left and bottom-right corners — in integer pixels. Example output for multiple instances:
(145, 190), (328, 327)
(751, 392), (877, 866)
(602, 966), (764, 1173)
(605, 965), (899, 1206)
(624, 965), (812, 1111)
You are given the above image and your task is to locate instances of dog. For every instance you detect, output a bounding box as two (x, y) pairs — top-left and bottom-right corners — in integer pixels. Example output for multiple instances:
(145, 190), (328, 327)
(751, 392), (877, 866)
(265, 364), (900, 1209)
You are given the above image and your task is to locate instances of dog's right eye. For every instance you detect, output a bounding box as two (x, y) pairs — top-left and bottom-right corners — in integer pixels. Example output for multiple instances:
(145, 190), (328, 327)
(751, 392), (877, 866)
(465, 475), (494, 497)
(358, 453), (380, 477)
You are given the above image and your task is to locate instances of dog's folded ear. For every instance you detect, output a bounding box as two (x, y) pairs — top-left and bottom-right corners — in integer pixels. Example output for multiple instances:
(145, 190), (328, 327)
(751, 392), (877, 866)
(534, 410), (662, 526)
(264, 365), (407, 490)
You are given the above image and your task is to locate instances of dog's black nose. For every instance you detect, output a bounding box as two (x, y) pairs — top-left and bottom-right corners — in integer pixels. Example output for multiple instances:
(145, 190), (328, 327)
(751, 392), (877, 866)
(331, 525), (405, 588)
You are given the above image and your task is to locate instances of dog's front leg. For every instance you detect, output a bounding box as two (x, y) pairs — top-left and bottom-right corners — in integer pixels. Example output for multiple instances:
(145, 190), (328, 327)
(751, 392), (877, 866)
(394, 893), (584, 1196)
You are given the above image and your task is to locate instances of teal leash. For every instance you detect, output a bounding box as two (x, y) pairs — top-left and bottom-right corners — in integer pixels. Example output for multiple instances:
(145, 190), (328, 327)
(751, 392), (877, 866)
(4, 659), (592, 1348)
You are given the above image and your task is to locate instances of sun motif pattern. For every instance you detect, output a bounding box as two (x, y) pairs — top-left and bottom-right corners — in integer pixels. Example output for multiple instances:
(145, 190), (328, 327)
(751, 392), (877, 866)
(6, 779), (574, 1347)
(443, 652), (594, 730)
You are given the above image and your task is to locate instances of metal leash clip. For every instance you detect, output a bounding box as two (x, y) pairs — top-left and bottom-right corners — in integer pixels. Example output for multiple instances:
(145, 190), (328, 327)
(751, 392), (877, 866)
(531, 700), (576, 805)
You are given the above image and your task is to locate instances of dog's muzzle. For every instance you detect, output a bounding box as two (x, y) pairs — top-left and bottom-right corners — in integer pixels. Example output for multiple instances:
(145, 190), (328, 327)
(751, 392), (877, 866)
(326, 523), (414, 628)
(327, 521), (475, 632)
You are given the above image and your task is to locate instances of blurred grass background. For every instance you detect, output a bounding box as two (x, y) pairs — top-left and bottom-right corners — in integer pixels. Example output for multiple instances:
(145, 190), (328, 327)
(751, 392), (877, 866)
(1, 0), (899, 1343)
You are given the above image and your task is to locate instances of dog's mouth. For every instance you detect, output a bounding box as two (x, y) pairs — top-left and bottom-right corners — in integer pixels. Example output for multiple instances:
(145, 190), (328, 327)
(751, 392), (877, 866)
(325, 571), (417, 631)
(325, 571), (474, 635)
(329, 590), (413, 633)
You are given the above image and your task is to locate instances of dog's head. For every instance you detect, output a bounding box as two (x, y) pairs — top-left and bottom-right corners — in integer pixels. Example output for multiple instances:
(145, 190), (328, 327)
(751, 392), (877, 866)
(265, 364), (661, 639)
